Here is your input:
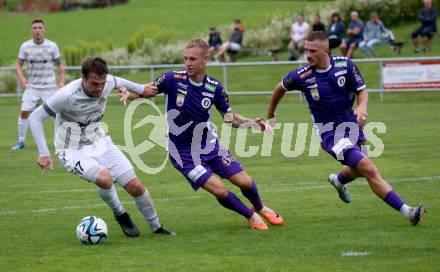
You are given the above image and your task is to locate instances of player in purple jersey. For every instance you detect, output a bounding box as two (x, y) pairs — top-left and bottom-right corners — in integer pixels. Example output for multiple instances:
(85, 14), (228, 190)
(122, 39), (283, 230)
(267, 31), (425, 226)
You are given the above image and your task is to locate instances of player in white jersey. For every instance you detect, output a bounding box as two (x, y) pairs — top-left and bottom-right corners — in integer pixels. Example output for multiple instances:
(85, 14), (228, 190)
(12, 19), (65, 150)
(28, 57), (176, 237)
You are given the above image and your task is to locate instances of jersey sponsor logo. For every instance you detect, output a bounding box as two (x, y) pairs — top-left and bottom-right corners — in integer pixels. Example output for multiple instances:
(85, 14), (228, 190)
(173, 70), (187, 74)
(334, 70), (347, 77)
(155, 74), (167, 86)
(352, 67), (364, 84)
(333, 56), (348, 60)
(206, 77), (219, 85)
(300, 70), (313, 79)
(337, 76), (346, 87)
(310, 88), (320, 101)
(173, 74), (187, 80)
(201, 97), (211, 109)
(202, 92), (214, 98)
(204, 83), (216, 92)
(177, 82), (188, 90)
(177, 89), (187, 94)
(176, 93), (185, 107)
(334, 61), (347, 68)
(187, 165), (208, 182)
(305, 77), (316, 84)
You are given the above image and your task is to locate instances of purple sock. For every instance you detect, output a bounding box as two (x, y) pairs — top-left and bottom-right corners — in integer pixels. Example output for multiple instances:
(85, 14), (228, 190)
(337, 172), (355, 185)
(217, 191), (254, 219)
(383, 190), (405, 211)
(240, 181), (264, 211)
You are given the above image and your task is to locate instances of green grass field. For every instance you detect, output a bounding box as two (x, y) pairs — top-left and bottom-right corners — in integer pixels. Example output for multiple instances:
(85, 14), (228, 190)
(0, 92), (439, 272)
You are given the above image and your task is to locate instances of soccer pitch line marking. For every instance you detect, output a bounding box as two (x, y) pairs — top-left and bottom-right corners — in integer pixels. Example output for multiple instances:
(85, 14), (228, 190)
(0, 176), (439, 216)
(341, 251), (369, 257)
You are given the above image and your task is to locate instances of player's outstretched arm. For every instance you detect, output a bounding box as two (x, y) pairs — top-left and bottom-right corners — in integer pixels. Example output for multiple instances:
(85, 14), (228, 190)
(29, 106), (53, 175)
(354, 89), (368, 126)
(267, 83), (286, 119)
(117, 82), (157, 105)
(220, 111), (267, 132)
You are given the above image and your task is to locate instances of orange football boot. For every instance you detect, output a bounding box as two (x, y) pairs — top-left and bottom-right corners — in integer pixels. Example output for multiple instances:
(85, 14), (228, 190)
(256, 206), (284, 226)
(248, 212), (269, 230)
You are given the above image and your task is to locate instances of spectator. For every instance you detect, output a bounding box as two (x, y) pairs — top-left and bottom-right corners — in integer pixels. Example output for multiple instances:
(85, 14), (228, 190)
(312, 14), (326, 32)
(215, 19), (244, 62)
(208, 26), (222, 60)
(327, 12), (345, 49)
(289, 13), (310, 60)
(340, 11), (364, 58)
(412, 0), (437, 53)
(359, 12), (389, 57)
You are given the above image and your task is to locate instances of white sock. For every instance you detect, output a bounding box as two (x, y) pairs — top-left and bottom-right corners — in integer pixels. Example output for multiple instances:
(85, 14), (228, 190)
(133, 189), (161, 232)
(18, 117), (29, 142)
(97, 185), (126, 216)
(400, 204), (412, 219)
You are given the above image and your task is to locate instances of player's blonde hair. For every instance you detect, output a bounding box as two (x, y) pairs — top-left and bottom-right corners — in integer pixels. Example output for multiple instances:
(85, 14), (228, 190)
(185, 39), (209, 55)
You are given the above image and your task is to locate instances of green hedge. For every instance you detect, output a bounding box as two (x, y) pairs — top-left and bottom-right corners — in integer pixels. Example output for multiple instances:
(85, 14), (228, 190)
(337, 0), (440, 27)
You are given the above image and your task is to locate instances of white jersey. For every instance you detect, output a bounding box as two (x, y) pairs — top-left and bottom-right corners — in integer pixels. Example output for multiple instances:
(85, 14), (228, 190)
(18, 38), (61, 90)
(39, 74), (143, 154)
(291, 22), (310, 42)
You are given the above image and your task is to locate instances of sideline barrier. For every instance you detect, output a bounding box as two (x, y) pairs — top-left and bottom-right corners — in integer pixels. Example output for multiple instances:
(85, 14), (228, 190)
(1, 56), (440, 101)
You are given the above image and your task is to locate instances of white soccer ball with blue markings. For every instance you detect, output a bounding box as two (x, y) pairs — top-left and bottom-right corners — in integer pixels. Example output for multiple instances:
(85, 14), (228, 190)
(76, 216), (108, 245)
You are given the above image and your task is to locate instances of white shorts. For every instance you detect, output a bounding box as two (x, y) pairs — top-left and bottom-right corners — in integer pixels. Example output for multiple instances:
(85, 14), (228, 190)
(21, 88), (56, 111)
(229, 42), (241, 52)
(57, 136), (136, 186)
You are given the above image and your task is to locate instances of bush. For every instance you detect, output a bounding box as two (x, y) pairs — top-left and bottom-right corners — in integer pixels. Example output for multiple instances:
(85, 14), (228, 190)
(127, 26), (174, 54)
(63, 40), (114, 66)
(0, 71), (17, 93)
(336, 0), (440, 27)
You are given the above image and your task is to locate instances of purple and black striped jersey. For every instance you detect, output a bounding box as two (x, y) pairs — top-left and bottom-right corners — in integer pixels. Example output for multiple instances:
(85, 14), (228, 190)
(155, 70), (231, 151)
(281, 56), (366, 127)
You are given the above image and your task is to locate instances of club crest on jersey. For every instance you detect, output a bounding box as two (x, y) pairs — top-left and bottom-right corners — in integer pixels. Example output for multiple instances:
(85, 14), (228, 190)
(201, 97), (211, 109)
(204, 83), (216, 92)
(337, 76), (346, 87)
(176, 93), (185, 107)
(221, 155), (233, 167)
(310, 88), (320, 101)
(98, 97), (106, 105)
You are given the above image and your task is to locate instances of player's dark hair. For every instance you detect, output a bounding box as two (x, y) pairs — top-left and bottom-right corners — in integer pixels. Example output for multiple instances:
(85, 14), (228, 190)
(306, 31), (328, 42)
(32, 19), (44, 25)
(81, 57), (108, 79)
(331, 12), (341, 23)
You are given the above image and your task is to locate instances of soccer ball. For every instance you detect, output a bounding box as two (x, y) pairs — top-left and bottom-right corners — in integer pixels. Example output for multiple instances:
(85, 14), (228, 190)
(76, 216), (108, 245)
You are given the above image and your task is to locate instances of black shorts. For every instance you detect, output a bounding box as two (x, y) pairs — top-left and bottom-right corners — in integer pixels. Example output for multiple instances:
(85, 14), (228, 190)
(412, 26), (436, 38)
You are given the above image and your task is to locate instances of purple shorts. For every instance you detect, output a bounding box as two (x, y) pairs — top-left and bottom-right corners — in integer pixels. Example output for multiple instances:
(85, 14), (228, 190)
(321, 133), (367, 169)
(169, 150), (243, 191)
